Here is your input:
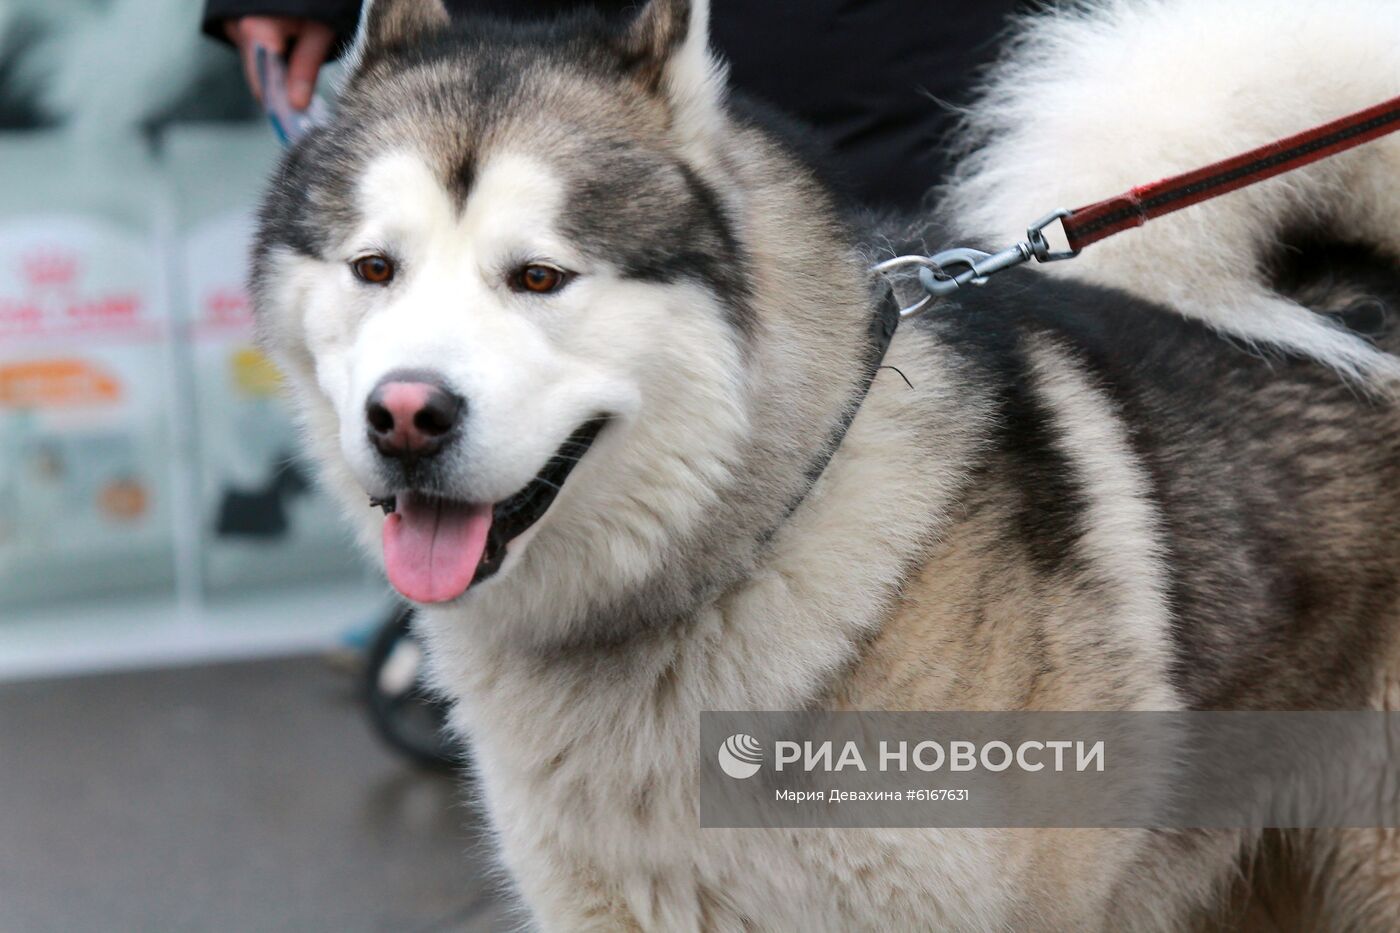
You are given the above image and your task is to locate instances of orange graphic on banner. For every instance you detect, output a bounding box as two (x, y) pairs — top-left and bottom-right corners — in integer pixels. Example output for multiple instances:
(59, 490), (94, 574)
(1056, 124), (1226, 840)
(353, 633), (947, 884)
(0, 359), (122, 408)
(231, 347), (283, 397)
(99, 478), (148, 521)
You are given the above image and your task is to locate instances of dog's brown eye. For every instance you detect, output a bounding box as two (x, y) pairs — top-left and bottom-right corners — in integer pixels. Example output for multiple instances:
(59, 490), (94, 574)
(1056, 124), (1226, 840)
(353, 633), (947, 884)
(352, 254), (395, 285)
(513, 263), (567, 294)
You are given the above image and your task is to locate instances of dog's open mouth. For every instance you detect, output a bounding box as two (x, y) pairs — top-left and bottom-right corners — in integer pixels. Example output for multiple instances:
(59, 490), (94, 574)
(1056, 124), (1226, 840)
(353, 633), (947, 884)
(379, 417), (607, 604)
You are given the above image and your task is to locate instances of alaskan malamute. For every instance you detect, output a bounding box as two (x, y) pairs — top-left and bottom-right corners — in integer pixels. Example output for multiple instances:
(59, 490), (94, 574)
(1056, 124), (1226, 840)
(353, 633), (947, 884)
(252, 0), (1400, 928)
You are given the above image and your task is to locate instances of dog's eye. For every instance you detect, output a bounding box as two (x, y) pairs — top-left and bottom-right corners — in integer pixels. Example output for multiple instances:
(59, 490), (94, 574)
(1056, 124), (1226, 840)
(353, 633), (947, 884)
(352, 254), (395, 285)
(511, 263), (568, 295)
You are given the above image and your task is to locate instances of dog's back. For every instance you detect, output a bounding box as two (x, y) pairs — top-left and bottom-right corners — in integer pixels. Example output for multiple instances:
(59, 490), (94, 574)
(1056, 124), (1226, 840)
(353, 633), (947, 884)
(846, 220), (1400, 712)
(834, 238), (1400, 927)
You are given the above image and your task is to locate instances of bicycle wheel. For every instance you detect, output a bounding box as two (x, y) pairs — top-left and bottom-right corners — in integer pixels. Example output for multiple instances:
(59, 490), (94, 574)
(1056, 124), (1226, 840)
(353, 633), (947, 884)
(362, 605), (465, 772)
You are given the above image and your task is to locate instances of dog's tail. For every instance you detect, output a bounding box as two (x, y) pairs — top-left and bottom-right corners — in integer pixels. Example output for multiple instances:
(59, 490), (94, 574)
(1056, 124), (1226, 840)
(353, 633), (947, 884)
(943, 0), (1400, 389)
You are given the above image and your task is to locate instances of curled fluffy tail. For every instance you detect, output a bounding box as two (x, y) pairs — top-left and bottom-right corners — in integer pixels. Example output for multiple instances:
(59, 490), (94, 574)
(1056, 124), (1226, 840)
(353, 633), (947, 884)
(944, 0), (1400, 388)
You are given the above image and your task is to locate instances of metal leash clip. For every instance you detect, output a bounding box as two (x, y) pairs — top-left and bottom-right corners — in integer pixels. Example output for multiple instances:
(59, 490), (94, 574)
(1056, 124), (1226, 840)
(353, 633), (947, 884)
(873, 209), (1080, 319)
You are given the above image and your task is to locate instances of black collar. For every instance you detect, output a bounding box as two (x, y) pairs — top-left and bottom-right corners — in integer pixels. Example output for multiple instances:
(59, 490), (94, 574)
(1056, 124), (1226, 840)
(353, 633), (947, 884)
(766, 284), (902, 537)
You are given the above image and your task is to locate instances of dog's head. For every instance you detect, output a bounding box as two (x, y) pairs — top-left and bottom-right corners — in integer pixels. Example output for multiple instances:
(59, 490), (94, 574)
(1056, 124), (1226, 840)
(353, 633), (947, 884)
(252, 0), (864, 634)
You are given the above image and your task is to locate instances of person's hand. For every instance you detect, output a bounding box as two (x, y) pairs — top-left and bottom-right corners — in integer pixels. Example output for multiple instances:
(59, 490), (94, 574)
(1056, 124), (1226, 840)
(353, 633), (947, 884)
(224, 16), (336, 110)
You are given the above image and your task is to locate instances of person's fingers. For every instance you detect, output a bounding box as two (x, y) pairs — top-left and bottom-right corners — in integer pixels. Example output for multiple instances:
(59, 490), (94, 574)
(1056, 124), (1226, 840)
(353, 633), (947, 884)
(285, 22), (336, 110)
(225, 21), (264, 103)
(227, 17), (293, 103)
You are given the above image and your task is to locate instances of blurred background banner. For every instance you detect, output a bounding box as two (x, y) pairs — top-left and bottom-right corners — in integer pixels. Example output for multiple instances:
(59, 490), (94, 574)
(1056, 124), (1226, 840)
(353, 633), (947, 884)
(0, 0), (380, 678)
(0, 141), (175, 608)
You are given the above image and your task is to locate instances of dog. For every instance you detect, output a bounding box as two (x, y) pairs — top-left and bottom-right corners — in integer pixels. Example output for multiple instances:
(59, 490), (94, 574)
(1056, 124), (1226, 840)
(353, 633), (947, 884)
(251, 0), (1400, 928)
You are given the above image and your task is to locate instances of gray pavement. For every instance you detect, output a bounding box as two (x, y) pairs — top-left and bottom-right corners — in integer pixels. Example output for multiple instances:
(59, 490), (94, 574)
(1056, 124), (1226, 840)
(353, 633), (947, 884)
(0, 656), (512, 933)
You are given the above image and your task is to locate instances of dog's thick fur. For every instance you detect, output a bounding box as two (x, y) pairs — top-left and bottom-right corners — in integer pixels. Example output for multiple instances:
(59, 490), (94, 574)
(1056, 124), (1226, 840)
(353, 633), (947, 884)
(252, 0), (1400, 928)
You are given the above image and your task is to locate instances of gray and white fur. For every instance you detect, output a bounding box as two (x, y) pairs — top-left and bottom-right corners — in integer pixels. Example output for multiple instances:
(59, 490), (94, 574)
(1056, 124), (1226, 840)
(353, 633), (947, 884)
(252, 0), (1400, 928)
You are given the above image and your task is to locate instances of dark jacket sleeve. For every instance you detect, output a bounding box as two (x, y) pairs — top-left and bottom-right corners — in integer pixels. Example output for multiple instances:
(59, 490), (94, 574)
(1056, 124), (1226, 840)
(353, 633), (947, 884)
(201, 0), (1039, 205)
(201, 0), (362, 51)
(201, 0), (632, 55)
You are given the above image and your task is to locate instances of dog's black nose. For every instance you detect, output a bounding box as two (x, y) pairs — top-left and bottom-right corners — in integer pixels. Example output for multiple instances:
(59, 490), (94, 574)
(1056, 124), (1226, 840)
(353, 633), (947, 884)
(365, 370), (464, 461)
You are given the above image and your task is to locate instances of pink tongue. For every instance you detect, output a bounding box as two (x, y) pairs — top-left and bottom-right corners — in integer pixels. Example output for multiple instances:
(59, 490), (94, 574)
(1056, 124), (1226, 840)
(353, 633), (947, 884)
(382, 497), (494, 603)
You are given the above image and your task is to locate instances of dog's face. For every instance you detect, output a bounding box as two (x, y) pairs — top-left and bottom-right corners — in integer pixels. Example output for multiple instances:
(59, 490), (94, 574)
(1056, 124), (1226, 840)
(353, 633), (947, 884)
(252, 0), (755, 609)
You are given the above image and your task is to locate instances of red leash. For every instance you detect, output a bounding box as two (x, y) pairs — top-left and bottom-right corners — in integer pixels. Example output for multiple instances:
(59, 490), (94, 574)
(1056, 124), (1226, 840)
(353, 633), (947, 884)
(1061, 94), (1400, 252)
(880, 94), (1400, 316)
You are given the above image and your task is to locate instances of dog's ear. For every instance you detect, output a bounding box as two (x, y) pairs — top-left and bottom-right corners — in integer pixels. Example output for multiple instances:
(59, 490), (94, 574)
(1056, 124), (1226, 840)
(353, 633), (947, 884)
(618, 0), (726, 149)
(352, 0), (449, 61)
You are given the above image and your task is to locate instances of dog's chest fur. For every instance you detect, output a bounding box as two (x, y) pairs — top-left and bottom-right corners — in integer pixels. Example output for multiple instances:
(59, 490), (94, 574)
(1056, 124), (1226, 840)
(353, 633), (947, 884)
(420, 324), (1195, 931)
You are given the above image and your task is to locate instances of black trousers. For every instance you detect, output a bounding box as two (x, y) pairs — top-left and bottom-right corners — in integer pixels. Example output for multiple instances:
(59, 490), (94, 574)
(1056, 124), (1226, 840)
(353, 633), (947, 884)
(204, 0), (1028, 209)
